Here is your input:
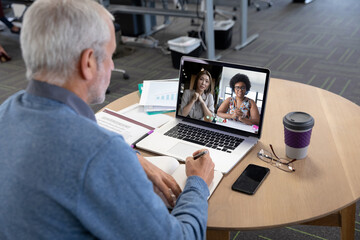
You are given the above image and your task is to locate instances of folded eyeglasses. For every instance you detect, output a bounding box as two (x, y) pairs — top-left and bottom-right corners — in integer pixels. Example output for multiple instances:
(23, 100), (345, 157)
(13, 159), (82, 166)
(257, 144), (297, 172)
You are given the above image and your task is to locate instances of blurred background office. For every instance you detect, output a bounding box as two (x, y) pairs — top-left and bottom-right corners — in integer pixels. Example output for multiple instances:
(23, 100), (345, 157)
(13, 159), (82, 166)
(0, 0), (359, 239)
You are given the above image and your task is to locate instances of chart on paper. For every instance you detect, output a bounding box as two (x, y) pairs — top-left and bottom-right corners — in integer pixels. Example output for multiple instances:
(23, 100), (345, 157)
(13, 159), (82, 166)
(139, 80), (178, 107)
(155, 92), (176, 103)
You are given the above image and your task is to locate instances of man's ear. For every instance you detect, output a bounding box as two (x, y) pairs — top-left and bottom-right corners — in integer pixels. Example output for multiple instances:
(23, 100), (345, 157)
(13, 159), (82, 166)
(79, 48), (97, 81)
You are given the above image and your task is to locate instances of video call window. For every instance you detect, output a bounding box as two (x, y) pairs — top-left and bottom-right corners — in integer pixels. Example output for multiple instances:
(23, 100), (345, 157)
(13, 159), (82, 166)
(177, 60), (267, 134)
(217, 67), (266, 115)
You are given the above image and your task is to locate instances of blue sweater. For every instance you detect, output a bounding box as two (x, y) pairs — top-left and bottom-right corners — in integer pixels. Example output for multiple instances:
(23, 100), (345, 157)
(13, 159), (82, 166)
(0, 81), (209, 240)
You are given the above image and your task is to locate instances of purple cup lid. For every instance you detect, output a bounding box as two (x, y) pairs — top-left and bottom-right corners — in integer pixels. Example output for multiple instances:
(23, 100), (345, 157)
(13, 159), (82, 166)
(283, 112), (314, 131)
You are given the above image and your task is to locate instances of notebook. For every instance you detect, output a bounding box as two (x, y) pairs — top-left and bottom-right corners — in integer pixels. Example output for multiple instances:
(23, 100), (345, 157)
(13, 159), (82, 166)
(137, 56), (270, 173)
(145, 156), (223, 202)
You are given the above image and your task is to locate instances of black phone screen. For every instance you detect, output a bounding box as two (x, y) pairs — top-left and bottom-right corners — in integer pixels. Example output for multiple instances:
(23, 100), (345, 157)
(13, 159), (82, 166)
(231, 164), (270, 195)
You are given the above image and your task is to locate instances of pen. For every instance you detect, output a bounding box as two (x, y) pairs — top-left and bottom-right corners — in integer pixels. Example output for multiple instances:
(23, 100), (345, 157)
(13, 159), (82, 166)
(131, 130), (154, 148)
(193, 150), (208, 160)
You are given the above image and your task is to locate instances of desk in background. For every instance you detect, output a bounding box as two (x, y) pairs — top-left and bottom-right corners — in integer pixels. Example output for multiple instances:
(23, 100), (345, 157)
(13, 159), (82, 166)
(102, 78), (360, 240)
(109, 0), (258, 60)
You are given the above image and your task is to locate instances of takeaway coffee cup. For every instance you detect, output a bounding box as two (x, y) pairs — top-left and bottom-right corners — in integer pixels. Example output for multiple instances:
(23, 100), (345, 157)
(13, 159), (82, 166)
(283, 112), (315, 159)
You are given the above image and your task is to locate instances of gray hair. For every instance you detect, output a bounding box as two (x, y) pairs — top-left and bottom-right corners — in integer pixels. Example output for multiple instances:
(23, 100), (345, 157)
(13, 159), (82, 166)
(20, 0), (114, 85)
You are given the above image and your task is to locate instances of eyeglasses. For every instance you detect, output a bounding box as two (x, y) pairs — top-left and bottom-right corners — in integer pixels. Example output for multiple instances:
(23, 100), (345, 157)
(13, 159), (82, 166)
(234, 86), (246, 91)
(257, 144), (297, 172)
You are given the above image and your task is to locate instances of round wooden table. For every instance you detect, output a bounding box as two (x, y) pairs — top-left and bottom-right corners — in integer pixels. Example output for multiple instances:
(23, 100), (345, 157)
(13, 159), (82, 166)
(103, 78), (360, 240)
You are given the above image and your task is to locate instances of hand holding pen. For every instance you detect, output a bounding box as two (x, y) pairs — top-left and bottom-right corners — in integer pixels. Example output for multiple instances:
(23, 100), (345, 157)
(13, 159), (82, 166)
(193, 150), (209, 160)
(136, 153), (181, 208)
(185, 149), (215, 186)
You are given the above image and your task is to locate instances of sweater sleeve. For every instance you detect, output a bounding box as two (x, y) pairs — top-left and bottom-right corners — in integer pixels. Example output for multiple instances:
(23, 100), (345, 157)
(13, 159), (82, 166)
(179, 89), (191, 116)
(76, 136), (209, 240)
(207, 93), (215, 114)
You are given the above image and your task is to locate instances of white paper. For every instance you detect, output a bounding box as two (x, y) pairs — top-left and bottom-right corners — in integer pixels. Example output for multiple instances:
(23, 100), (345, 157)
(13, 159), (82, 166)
(118, 103), (173, 128)
(171, 165), (223, 197)
(145, 156), (180, 175)
(96, 109), (151, 145)
(140, 80), (178, 107)
(143, 105), (176, 112)
(144, 156), (223, 198)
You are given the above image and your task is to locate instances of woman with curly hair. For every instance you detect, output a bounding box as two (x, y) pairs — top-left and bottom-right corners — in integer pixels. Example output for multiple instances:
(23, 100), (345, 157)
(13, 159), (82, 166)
(217, 73), (260, 125)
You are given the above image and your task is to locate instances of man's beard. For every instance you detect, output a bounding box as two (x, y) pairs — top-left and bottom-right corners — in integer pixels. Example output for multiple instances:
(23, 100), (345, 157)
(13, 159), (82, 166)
(88, 66), (108, 105)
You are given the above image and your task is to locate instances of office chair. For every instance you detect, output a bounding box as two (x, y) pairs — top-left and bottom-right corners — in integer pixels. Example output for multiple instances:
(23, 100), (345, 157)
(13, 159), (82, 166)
(112, 23), (130, 80)
(97, 0), (130, 83)
(0, 1), (32, 25)
(97, 0), (131, 95)
(112, 68), (129, 80)
(249, 0), (273, 11)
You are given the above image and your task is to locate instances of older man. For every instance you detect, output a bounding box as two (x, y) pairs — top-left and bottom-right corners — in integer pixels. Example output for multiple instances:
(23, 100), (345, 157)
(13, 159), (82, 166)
(0, 0), (214, 239)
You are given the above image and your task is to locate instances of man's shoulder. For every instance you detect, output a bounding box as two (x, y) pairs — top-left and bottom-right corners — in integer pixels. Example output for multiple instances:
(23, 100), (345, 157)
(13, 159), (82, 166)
(1, 91), (124, 145)
(55, 109), (124, 144)
(0, 90), (25, 107)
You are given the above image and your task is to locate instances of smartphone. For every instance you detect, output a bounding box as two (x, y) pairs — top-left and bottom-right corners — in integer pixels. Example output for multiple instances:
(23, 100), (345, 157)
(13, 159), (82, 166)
(231, 164), (270, 195)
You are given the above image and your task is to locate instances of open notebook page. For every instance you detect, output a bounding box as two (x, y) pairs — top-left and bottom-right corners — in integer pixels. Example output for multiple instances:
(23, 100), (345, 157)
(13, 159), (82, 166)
(145, 156), (223, 199)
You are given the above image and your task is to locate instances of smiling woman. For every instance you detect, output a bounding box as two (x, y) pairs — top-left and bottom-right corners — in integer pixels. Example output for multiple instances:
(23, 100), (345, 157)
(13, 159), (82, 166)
(216, 73), (260, 126)
(179, 70), (215, 120)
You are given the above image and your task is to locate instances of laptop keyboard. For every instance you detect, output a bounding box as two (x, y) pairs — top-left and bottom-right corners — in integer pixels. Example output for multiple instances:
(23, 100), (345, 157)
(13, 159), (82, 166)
(164, 123), (244, 153)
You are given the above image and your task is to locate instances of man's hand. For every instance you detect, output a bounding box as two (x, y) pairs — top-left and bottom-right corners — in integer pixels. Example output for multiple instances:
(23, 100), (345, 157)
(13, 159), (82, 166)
(137, 153), (182, 207)
(185, 149), (215, 186)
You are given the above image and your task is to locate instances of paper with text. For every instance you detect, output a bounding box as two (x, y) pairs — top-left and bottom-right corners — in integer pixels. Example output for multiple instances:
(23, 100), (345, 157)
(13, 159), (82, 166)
(96, 109), (153, 145)
(118, 103), (173, 128)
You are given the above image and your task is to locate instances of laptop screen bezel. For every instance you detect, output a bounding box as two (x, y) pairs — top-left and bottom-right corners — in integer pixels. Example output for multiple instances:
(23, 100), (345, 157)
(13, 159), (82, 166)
(175, 56), (270, 139)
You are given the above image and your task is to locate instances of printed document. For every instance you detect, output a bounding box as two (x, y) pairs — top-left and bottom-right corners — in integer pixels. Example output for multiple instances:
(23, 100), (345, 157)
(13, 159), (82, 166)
(96, 109), (154, 145)
(118, 103), (173, 128)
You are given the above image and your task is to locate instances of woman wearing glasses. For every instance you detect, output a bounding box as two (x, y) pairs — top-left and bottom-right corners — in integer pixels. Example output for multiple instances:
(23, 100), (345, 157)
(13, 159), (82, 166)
(217, 73), (260, 126)
(179, 70), (215, 121)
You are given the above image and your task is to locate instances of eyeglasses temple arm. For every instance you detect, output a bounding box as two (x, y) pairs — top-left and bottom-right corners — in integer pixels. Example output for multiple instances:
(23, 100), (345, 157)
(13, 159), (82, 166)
(288, 159), (297, 164)
(270, 144), (298, 165)
(269, 144), (280, 160)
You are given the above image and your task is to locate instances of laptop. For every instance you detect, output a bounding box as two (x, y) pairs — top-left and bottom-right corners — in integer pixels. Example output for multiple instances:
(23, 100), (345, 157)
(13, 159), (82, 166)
(137, 56), (270, 173)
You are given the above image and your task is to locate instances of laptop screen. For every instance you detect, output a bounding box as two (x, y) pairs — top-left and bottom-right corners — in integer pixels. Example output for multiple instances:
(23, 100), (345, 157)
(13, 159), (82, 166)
(176, 56), (270, 138)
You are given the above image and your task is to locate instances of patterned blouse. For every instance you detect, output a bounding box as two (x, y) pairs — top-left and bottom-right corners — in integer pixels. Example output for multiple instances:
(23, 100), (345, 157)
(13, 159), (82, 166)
(227, 97), (251, 119)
